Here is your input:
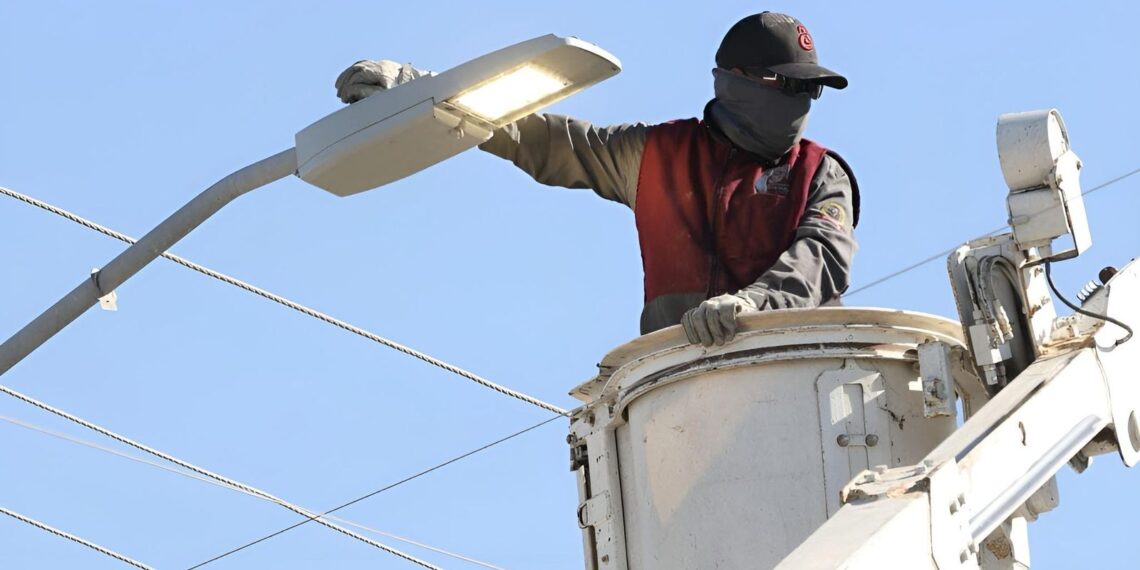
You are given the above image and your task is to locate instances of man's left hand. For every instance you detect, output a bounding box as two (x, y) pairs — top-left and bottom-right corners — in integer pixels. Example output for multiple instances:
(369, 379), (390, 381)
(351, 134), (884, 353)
(682, 293), (761, 347)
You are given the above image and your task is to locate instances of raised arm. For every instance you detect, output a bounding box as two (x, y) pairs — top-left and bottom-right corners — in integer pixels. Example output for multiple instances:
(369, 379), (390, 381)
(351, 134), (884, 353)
(335, 60), (646, 208)
(478, 114), (646, 208)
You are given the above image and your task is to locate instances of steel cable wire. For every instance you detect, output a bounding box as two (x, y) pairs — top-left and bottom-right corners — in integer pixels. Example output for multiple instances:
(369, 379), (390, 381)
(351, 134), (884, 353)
(0, 505), (155, 570)
(0, 185), (567, 417)
(0, 414), (507, 569)
(0, 384), (441, 570)
(187, 414), (563, 569)
(844, 166), (1140, 299)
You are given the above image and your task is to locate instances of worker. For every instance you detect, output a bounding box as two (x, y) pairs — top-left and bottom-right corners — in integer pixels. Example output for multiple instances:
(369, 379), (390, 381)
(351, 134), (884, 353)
(335, 12), (859, 347)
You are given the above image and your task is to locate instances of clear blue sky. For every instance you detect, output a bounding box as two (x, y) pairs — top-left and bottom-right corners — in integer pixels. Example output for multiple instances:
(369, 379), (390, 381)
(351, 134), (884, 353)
(2, 1), (1139, 568)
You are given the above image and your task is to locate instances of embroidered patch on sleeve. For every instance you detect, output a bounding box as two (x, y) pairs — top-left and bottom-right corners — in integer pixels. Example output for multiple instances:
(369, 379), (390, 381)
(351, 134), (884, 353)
(812, 199), (849, 228)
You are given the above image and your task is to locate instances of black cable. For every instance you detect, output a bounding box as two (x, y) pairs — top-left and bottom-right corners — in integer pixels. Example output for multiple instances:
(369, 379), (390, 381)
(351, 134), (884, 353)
(186, 414), (564, 570)
(1044, 262), (1133, 347)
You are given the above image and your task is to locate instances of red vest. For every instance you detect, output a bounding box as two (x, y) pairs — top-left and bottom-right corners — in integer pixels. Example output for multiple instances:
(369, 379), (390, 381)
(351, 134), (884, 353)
(634, 119), (828, 303)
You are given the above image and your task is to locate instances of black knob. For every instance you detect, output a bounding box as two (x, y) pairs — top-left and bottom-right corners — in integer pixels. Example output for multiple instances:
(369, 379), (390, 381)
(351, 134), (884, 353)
(1099, 266), (1119, 284)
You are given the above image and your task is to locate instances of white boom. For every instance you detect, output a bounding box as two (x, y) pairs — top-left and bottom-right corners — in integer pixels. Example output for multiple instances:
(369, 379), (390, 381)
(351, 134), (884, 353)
(778, 257), (1137, 568)
(777, 109), (1137, 569)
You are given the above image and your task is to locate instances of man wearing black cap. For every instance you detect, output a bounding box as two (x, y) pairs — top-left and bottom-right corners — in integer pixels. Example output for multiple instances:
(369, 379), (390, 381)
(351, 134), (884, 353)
(337, 12), (858, 347)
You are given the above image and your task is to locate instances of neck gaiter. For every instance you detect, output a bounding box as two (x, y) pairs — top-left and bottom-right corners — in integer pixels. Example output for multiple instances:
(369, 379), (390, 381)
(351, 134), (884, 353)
(709, 69), (811, 163)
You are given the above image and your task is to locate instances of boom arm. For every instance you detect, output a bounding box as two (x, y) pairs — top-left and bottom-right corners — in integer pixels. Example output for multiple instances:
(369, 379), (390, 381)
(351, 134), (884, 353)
(776, 257), (1139, 569)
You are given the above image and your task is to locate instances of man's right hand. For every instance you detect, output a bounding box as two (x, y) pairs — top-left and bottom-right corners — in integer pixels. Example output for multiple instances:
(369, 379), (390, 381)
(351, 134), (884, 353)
(334, 60), (431, 104)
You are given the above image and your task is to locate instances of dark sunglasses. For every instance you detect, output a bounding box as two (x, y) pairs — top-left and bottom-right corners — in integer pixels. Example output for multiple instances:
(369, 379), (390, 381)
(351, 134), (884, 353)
(758, 73), (824, 100)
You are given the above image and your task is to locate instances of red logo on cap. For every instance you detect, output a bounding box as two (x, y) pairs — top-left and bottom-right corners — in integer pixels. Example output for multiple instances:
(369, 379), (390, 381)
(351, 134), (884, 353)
(796, 24), (814, 51)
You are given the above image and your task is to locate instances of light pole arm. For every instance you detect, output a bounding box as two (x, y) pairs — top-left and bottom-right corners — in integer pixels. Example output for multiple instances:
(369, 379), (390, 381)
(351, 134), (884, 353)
(0, 148), (297, 376)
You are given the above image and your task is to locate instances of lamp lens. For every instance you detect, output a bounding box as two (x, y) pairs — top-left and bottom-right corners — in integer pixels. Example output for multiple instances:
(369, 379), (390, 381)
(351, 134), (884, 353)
(452, 65), (568, 121)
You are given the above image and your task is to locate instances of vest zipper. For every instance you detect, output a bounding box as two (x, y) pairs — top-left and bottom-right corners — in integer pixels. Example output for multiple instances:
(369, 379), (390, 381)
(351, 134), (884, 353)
(705, 148), (736, 299)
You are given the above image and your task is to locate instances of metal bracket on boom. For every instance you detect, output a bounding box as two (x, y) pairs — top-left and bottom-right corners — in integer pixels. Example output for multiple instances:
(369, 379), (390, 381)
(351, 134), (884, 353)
(918, 341), (958, 418)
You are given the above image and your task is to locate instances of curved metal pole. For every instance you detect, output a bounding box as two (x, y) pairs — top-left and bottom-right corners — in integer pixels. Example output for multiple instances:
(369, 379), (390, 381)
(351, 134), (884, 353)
(0, 148), (297, 376)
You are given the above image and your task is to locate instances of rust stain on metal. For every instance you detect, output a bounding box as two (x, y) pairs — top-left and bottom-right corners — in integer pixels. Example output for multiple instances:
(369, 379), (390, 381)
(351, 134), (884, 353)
(984, 535), (1013, 559)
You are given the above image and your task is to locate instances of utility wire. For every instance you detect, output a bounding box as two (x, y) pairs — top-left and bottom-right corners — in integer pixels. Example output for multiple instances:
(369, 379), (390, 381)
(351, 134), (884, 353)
(1, 414), (215, 483)
(0, 187), (568, 565)
(0, 505), (155, 570)
(320, 519), (506, 570)
(0, 414), (507, 569)
(844, 166), (1140, 299)
(188, 414), (563, 570)
(844, 242), (989, 299)
(0, 384), (441, 570)
(0, 185), (567, 417)
(3, 169), (1136, 398)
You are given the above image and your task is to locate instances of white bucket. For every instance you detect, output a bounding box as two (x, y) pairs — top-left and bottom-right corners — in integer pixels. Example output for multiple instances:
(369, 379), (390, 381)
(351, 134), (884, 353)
(569, 308), (965, 570)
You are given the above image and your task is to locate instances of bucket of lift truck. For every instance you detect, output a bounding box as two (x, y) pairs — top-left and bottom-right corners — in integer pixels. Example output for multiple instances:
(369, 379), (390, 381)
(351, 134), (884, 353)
(567, 307), (969, 570)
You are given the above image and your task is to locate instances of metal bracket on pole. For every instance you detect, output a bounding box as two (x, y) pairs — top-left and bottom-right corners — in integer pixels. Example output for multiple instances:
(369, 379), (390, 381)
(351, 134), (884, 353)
(90, 268), (118, 311)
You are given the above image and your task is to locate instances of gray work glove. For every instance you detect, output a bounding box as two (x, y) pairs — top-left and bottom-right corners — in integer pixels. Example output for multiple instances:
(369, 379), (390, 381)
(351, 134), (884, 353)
(335, 59), (431, 104)
(682, 293), (762, 347)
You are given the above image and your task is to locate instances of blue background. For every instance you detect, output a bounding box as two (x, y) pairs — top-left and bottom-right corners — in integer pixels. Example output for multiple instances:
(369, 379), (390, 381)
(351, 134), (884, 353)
(2, 1), (1138, 568)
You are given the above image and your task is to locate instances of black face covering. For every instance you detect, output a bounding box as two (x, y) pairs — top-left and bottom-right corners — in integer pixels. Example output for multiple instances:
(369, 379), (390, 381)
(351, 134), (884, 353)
(709, 69), (811, 163)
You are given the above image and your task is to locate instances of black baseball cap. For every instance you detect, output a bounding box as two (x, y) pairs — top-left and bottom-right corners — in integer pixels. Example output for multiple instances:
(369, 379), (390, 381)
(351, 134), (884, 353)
(716, 12), (848, 89)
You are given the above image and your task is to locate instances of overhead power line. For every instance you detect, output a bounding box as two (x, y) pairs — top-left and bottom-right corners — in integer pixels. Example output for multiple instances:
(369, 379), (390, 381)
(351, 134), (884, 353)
(844, 166), (1140, 299)
(0, 414), (508, 569)
(188, 414), (563, 569)
(2, 169), (1136, 407)
(0, 505), (155, 570)
(0, 384), (441, 570)
(0, 185), (567, 417)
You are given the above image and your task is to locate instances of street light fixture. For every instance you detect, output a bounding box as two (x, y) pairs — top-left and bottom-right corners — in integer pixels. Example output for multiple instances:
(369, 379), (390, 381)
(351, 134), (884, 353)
(295, 34), (621, 196)
(0, 34), (621, 375)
